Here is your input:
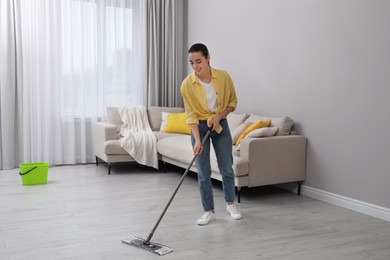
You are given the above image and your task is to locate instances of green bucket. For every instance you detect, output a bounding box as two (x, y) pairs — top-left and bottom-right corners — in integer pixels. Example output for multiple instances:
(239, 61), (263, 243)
(19, 162), (49, 185)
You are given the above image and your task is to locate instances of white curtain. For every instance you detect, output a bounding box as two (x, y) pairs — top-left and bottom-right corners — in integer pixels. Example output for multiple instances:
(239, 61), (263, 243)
(0, 0), (21, 169)
(0, 0), (184, 170)
(0, 0), (148, 168)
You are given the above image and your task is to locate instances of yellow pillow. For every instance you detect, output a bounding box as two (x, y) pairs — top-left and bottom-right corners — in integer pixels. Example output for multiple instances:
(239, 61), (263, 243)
(236, 120), (271, 145)
(163, 113), (191, 134)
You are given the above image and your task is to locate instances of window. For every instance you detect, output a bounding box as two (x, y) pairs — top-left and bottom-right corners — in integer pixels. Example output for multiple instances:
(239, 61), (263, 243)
(60, 0), (138, 117)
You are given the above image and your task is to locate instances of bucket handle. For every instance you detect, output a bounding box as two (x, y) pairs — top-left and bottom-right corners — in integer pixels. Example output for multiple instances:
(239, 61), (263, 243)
(19, 166), (38, 176)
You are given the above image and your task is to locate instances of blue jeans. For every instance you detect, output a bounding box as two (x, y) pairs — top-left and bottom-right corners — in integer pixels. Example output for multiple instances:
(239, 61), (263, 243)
(191, 119), (236, 212)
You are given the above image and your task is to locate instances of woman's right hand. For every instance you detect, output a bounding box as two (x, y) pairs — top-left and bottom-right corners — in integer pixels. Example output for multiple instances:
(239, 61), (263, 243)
(193, 141), (203, 155)
(189, 124), (203, 155)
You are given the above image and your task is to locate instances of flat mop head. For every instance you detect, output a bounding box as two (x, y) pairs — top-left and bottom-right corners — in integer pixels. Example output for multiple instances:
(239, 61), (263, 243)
(122, 236), (173, 256)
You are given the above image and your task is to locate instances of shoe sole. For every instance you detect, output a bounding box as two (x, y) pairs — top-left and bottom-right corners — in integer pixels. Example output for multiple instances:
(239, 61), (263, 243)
(226, 209), (242, 220)
(229, 215), (242, 220)
(197, 216), (216, 226)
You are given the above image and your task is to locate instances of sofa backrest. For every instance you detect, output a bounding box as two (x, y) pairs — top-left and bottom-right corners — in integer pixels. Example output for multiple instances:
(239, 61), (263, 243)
(105, 106), (185, 132)
(106, 106), (294, 136)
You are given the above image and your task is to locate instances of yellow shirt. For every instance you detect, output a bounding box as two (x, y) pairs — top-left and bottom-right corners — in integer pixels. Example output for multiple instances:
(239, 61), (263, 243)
(180, 68), (237, 132)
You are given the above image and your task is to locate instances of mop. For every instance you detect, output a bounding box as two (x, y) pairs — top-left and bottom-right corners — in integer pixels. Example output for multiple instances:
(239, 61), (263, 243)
(122, 129), (212, 256)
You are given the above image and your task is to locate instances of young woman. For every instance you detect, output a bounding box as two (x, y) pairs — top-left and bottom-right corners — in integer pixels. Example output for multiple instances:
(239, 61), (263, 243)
(180, 43), (242, 225)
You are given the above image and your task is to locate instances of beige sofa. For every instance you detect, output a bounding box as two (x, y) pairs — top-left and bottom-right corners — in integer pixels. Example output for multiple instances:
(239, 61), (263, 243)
(92, 106), (307, 202)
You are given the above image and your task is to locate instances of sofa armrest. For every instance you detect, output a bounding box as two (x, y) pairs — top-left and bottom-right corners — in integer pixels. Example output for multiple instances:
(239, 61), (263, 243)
(93, 122), (118, 141)
(239, 136), (307, 187)
(92, 122), (119, 157)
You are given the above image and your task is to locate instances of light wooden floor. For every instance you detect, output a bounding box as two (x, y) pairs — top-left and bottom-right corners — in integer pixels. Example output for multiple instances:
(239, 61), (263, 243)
(1, 163), (390, 260)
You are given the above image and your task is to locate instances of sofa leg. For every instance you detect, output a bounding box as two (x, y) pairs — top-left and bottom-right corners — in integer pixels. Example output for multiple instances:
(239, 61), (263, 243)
(163, 161), (167, 173)
(95, 156), (99, 166)
(237, 187), (241, 203)
(108, 164), (111, 175)
(297, 181), (302, 195)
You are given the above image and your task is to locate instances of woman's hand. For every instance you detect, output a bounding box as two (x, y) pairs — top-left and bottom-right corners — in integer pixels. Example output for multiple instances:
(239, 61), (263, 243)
(193, 141), (203, 155)
(210, 114), (222, 131)
(210, 107), (234, 131)
(190, 124), (203, 155)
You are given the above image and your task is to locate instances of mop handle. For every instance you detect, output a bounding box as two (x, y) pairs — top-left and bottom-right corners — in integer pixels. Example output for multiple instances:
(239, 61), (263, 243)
(146, 128), (212, 243)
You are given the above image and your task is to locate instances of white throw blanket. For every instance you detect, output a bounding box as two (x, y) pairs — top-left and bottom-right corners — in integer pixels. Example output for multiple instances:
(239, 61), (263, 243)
(119, 106), (158, 169)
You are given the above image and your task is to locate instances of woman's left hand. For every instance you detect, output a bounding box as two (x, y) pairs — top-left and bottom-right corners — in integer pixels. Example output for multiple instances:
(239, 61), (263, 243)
(210, 114), (222, 131)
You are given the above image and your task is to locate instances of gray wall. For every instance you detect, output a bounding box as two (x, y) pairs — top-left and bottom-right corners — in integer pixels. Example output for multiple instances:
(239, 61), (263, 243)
(186, 0), (390, 209)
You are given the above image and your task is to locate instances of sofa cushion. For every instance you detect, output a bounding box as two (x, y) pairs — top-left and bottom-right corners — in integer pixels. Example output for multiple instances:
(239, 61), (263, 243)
(232, 146), (240, 156)
(244, 114), (294, 136)
(159, 112), (170, 131)
(247, 126), (278, 138)
(106, 107), (123, 132)
(231, 121), (252, 145)
(147, 106), (184, 131)
(236, 120), (271, 145)
(154, 131), (183, 141)
(157, 135), (193, 163)
(227, 112), (248, 132)
(157, 135), (249, 177)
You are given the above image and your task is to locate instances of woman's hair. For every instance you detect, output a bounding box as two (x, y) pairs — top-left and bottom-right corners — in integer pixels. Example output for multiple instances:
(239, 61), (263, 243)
(188, 43), (209, 57)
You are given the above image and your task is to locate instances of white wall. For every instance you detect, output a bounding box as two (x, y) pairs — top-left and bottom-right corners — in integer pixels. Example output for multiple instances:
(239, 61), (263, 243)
(187, 0), (390, 209)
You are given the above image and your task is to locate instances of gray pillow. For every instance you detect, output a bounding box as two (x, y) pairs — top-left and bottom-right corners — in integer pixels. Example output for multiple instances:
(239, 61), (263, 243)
(227, 112), (248, 132)
(247, 126), (278, 138)
(244, 114), (294, 136)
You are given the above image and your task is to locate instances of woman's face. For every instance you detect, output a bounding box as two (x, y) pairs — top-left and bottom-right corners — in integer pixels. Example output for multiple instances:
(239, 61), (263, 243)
(188, 51), (210, 76)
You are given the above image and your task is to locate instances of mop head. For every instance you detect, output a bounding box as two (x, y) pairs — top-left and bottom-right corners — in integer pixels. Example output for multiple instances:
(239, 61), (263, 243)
(122, 236), (173, 256)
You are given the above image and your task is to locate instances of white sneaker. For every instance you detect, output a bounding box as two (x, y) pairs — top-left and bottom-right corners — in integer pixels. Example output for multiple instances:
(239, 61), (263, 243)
(197, 211), (216, 225)
(226, 203), (242, 220)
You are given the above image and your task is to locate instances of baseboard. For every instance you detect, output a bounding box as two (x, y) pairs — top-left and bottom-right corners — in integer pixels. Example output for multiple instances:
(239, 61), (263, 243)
(276, 183), (390, 222)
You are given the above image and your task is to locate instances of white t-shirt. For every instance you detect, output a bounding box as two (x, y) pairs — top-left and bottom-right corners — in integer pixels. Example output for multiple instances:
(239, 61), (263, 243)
(198, 77), (217, 113)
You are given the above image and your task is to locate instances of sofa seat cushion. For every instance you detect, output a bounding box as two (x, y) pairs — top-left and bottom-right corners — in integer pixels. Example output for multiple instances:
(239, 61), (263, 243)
(154, 131), (183, 141)
(103, 132), (183, 155)
(103, 139), (128, 155)
(157, 135), (249, 177)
